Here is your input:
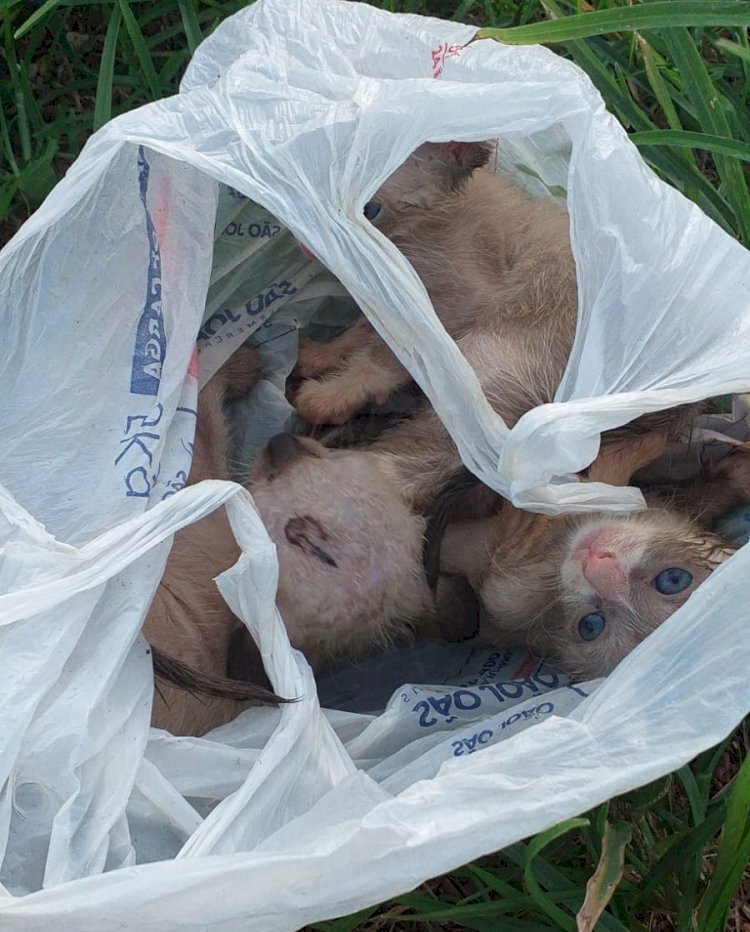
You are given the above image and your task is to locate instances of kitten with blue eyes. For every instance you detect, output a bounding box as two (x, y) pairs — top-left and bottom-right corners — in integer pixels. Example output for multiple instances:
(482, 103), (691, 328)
(552, 507), (733, 679)
(435, 446), (749, 681)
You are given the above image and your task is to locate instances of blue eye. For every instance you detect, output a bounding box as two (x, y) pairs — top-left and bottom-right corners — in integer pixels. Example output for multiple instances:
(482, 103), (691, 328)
(578, 612), (606, 641)
(363, 200), (382, 221)
(652, 567), (693, 595)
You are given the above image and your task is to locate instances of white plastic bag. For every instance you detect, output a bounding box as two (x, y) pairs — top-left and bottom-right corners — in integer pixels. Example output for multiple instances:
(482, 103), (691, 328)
(1, 0), (749, 928)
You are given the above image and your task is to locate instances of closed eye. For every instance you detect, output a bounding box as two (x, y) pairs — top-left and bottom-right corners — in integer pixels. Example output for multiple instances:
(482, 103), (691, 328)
(363, 200), (383, 221)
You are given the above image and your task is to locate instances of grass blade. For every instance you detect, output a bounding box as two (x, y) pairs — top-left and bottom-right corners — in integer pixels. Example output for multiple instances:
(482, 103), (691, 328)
(639, 802), (726, 899)
(693, 734), (741, 806)
(698, 826), (750, 932)
(636, 34), (687, 138)
(534, 0), (738, 236)
(714, 36), (750, 65)
(716, 742), (750, 858)
(3, 14), (31, 162)
(627, 775), (672, 815)
(630, 130), (750, 162)
(524, 818), (590, 932)
(475, 2), (750, 45)
(93, 6), (122, 132)
(576, 820), (632, 932)
(12, 0), (63, 40)
(662, 26), (750, 243)
(0, 96), (19, 175)
(308, 905), (379, 931)
(178, 0), (203, 55)
(0, 170), (21, 220)
(504, 839), (629, 932)
(676, 765), (706, 827)
(697, 747), (750, 930)
(385, 897), (542, 921)
(435, 919), (556, 932)
(117, 0), (162, 101)
(465, 862), (528, 900)
(15, 135), (58, 206)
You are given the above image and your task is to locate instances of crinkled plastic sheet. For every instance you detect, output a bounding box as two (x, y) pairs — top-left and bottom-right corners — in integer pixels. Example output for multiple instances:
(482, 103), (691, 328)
(0, 0), (749, 928)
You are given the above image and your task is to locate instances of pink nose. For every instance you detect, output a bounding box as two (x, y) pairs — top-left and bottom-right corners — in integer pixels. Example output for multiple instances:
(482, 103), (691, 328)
(581, 552), (628, 600)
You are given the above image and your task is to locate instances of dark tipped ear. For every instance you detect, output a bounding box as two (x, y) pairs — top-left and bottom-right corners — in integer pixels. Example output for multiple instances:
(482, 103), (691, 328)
(446, 141), (493, 171)
(416, 141), (494, 192)
(443, 141), (493, 189)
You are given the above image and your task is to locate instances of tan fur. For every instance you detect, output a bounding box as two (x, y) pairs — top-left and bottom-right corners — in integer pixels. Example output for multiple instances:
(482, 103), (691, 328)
(146, 145), (731, 723)
(147, 389), (441, 735)
(295, 143), (577, 431)
(255, 144), (714, 690)
(293, 142), (679, 513)
(439, 447), (749, 680)
(248, 436), (435, 668)
(253, 148), (693, 676)
(145, 346), (263, 736)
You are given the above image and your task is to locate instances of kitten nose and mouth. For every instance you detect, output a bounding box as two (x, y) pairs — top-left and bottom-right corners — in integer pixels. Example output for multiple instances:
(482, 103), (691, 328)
(571, 528), (630, 600)
(578, 550), (629, 600)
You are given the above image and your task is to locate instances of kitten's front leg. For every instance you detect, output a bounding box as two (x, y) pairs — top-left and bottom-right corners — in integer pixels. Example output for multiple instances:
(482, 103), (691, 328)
(295, 318), (375, 378)
(293, 340), (412, 425)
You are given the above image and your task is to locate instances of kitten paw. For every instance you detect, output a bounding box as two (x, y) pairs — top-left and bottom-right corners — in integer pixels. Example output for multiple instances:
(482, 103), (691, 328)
(293, 379), (362, 425)
(295, 337), (342, 379)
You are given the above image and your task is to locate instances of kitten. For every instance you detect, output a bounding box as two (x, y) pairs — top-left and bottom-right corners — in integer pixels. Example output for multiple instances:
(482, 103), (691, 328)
(291, 138), (691, 514)
(168, 418), (744, 714)
(148, 403), (471, 733)
(293, 140), (579, 428)
(239, 431), (648, 677)
(145, 346), (285, 736)
(435, 445), (749, 680)
(248, 433), (453, 667)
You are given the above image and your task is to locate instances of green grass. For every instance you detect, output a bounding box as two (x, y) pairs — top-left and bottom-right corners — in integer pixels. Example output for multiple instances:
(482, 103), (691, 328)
(307, 727), (750, 931)
(2, 0), (750, 244)
(1, 0), (749, 928)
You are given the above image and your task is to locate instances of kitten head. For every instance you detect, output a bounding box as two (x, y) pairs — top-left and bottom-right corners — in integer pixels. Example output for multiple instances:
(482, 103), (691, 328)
(249, 434), (431, 665)
(363, 140), (493, 222)
(551, 510), (736, 680)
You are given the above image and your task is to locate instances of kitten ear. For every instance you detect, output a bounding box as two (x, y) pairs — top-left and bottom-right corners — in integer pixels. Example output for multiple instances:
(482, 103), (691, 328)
(445, 141), (493, 172)
(415, 141), (494, 190)
(285, 515), (338, 567)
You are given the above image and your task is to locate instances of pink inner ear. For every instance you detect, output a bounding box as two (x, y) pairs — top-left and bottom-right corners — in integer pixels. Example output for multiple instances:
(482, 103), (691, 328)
(445, 142), (474, 163)
(286, 516), (327, 550)
(284, 516), (338, 567)
(445, 141), (494, 170)
(415, 141), (492, 171)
